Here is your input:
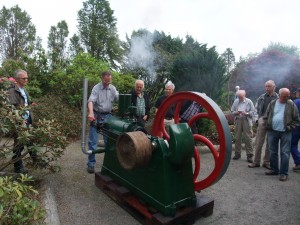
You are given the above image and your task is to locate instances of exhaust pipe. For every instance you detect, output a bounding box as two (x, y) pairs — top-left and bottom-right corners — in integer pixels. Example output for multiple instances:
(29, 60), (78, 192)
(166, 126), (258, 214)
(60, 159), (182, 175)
(81, 78), (92, 155)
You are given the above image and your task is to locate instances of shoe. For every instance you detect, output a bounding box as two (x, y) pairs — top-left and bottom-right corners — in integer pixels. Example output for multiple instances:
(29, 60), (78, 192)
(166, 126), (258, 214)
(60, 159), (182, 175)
(14, 167), (28, 174)
(279, 175), (288, 181)
(262, 163), (271, 170)
(87, 166), (95, 174)
(293, 165), (300, 171)
(248, 163), (260, 168)
(247, 157), (253, 163)
(232, 154), (241, 160)
(265, 170), (278, 175)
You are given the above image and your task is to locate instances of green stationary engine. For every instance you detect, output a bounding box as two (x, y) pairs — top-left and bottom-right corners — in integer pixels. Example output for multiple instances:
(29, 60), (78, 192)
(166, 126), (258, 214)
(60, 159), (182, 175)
(81, 79), (232, 220)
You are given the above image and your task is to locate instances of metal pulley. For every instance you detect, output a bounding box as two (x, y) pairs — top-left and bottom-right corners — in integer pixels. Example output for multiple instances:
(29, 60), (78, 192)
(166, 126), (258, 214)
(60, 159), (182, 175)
(116, 131), (152, 170)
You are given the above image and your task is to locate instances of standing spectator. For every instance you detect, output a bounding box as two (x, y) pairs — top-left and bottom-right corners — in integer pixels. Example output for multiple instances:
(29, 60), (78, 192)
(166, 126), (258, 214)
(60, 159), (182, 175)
(264, 88), (300, 181)
(231, 90), (255, 162)
(86, 71), (118, 173)
(155, 81), (175, 127)
(248, 80), (278, 169)
(130, 79), (150, 124)
(291, 88), (300, 171)
(233, 85), (240, 101)
(180, 100), (202, 134)
(7, 69), (35, 173)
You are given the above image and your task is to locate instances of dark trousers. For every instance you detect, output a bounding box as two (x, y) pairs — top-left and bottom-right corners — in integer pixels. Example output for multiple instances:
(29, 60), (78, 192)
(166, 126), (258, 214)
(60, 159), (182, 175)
(12, 117), (36, 170)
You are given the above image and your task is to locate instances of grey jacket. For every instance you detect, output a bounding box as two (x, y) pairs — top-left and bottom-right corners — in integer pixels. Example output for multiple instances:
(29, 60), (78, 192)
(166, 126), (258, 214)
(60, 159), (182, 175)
(263, 99), (300, 131)
(254, 92), (279, 119)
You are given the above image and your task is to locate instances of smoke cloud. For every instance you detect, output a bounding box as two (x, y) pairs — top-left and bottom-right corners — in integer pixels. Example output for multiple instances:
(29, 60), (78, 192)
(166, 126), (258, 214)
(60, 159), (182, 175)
(127, 32), (158, 82)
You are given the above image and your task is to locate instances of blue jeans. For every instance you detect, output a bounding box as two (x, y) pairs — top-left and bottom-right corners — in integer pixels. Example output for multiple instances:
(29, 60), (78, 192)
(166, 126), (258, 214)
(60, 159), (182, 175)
(267, 130), (292, 175)
(87, 113), (112, 167)
(291, 130), (300, 166)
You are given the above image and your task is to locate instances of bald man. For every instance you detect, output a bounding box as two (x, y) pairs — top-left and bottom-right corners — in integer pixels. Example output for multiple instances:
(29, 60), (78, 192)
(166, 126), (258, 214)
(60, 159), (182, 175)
(231, 90), (255, 163)
(264, 88), (300, 181)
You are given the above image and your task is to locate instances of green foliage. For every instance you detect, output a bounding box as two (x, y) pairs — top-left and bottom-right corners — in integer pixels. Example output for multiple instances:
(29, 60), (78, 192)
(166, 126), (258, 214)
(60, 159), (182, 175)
(171, 36), (227, 103)
(0, 59), (25, 77)
(77, 0), (123, 69)
(0, 174), (46, 224)
(122, 29), (184, 104)
(47, 53), (109, 107)
(47, 20), (69, 70)
(0, 5), (36, 60)
(69, 34), (84, 59)
(32, 95), (82, 140)
(0, 90), (68, 172)
(112, 72), (135, 94)
(262, 42), (300, 58)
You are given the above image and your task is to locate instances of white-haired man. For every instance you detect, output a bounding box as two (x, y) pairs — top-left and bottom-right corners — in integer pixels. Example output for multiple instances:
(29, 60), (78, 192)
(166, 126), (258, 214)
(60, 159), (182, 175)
(231, 90), (255, 162)
(155, 81), (175, 126)
(248, 80), (278, 169)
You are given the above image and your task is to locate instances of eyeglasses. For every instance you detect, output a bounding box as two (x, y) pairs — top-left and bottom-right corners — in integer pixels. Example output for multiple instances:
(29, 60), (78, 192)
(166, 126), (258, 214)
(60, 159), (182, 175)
(18, 77), (29, 80)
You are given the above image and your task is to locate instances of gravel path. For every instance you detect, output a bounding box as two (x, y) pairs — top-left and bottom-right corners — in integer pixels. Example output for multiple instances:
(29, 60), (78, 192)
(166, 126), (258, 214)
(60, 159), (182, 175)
(43, 140), (300, 225)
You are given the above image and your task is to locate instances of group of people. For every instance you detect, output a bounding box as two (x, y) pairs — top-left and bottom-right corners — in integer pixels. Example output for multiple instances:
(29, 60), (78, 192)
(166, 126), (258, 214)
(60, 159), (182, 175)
(231, 80), (300, 181)
(85, 71), (202, 173)
(86, 72), (177, 173)
(3, 69), (300, 182)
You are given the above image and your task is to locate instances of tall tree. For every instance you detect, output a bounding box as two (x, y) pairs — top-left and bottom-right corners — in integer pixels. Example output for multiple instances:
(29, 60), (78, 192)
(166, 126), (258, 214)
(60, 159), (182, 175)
(69, 34), (84, 59)
(234, 49), (300, 100)
(171, 36), (227, 103)
(221, 48), (235, 105)
(121, 29), (184, 103)
(263, 42), (300, 58)
(77, 0), (123, 69)
(47, 20), (69, 70)
(0, 5), (36, 61)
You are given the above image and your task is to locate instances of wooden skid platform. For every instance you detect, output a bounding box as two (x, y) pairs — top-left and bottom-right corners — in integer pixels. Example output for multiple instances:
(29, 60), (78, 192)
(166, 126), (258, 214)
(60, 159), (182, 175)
(95, 172), (214, 225)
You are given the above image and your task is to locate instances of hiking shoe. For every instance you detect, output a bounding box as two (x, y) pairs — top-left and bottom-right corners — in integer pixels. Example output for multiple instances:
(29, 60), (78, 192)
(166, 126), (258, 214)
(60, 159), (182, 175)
(14, 167), (28, 174)
(232, 154), (241, 160)
(248, 163), (260, 168)
(293, 165), (300, 171)
(262, 163), (271, 170)
(279, 175), (288, 181)
(87, 166), (95, 174)
(265, 170), (278, 175)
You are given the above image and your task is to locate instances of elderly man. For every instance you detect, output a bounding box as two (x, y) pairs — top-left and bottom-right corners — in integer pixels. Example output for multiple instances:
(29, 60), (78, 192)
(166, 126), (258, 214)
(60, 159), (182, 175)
(264, 88), (300, 181)
(231, 90), (255, 162)
(86, 71), (118, 173)
(130, 79), (150, 124)
(7, 69), (36, 173)
(155, 81), (175, 126)
(248, 80), (278, 169)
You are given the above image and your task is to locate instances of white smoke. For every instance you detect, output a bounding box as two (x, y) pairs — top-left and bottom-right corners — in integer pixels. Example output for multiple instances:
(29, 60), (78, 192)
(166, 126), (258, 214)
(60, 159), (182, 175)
(127, 32), (157, 82)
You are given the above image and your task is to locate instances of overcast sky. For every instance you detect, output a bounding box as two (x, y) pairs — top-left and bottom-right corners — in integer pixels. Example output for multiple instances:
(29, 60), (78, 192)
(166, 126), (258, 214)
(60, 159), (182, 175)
(1, 0), (300, 59)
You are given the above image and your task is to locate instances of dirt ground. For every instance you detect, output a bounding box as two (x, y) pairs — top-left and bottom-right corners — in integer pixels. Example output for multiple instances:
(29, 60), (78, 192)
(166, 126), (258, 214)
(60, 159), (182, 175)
(42, 139), (300, 225)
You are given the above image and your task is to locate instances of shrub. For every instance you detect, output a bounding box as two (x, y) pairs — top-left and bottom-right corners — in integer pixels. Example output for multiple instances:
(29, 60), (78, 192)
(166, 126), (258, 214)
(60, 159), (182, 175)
(0, 174), (46, 224)
(32, 95), (82, 140)
(0, 90), (68, 173)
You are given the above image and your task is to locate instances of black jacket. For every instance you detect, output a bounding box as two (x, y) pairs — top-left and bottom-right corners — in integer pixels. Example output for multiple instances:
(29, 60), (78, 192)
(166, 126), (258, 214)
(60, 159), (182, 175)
(130, 90), (150, 119)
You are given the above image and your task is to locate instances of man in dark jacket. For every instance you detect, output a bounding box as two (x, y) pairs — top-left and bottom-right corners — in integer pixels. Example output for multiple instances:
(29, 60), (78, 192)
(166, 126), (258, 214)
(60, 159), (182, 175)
(130, 79), (150, 124)
(7, 69), (35, 173)
(264, 88), (300, 181)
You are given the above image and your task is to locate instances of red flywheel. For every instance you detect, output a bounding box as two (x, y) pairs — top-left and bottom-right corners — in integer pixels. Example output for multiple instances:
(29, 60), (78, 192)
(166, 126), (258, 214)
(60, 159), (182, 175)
(152, 92), (232, 191)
